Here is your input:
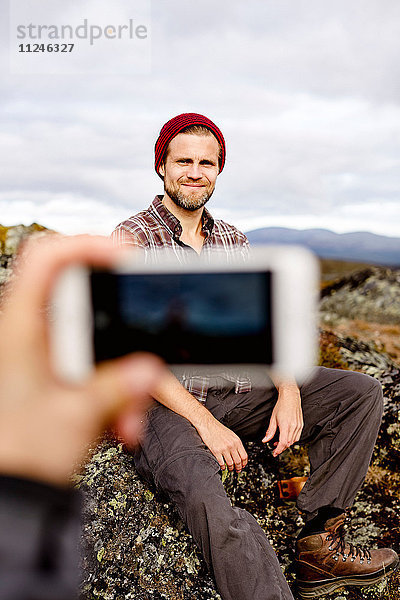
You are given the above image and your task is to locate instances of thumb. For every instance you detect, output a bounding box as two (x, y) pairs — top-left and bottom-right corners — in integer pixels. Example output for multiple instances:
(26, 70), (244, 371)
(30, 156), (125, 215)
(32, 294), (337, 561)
(86, 353), (164, 424)
(262, 415), (277, 443)
(114, 409), (148, 451)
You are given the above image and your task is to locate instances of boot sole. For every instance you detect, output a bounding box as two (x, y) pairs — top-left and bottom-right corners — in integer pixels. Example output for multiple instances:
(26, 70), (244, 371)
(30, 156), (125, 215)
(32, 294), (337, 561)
(296, 557), (399, 599)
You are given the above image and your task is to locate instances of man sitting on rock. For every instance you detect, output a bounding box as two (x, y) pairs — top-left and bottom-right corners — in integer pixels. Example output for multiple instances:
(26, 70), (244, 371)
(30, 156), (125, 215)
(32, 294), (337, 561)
(111, 113), (398, 600)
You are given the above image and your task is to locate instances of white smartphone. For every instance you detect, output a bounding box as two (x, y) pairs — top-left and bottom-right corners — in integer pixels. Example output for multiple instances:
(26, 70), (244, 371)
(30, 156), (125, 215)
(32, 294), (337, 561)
(50, 246), (319, 385)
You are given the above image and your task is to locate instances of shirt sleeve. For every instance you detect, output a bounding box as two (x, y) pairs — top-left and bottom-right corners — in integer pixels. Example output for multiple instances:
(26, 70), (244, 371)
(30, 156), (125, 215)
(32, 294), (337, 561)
(233, 229), (251, 261)
(241, 234), (251, 252)
(110, 225), (145, 249)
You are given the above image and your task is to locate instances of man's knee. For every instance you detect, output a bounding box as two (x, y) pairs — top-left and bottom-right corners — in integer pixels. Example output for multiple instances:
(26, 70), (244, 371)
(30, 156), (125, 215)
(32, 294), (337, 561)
(348, 370), (382, 398)
(169, 464), (237, 546)
(343, 371), (383, 419)
(156, 452), (220, 505)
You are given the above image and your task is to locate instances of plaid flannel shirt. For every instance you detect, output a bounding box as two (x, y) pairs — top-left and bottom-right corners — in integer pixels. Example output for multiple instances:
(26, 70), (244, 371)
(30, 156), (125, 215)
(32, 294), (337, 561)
(111, 196), (252, 401)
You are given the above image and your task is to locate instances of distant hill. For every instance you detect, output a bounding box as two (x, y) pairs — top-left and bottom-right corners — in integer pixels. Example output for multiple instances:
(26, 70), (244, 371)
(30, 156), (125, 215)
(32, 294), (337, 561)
(245, 227), (400, 267)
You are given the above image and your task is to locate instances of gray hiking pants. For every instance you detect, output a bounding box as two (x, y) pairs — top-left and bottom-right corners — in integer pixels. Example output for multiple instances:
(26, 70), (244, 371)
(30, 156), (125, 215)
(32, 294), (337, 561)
(133, 367), (383, 600)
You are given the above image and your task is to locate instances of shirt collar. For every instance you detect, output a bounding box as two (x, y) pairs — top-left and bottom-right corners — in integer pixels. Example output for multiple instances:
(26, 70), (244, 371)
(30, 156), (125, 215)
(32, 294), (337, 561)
(151, 195), (215, 240)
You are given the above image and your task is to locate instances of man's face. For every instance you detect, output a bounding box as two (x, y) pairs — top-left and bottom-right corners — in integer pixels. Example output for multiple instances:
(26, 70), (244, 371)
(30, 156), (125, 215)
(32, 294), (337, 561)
(159, 133), (220, 212)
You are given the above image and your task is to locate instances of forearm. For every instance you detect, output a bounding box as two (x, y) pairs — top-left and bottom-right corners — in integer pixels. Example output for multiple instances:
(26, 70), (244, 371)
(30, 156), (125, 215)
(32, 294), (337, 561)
(271, 374), (299, 393)
(153, 370), (216, 434)
(153, 370), (248, 471)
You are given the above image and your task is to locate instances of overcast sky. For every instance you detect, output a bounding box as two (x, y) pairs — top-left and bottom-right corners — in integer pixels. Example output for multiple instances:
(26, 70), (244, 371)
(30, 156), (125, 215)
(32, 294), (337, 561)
(1, 0), (400, 237)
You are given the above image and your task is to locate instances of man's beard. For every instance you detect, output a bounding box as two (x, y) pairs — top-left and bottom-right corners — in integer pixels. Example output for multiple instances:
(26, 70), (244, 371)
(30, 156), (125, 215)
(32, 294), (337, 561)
(164, 180), (215, 212)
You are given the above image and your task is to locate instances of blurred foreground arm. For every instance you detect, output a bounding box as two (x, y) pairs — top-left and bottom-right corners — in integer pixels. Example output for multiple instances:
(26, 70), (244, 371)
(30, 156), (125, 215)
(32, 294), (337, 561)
(0, 235), (163, 600)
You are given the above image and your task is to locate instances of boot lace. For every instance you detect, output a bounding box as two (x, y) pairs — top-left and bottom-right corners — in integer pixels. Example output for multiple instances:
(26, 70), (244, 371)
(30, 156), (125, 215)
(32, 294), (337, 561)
(325, 512), (372, 564)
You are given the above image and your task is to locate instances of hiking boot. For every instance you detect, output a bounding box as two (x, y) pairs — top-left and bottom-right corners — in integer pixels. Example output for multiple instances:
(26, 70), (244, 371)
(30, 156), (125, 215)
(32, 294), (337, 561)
(295, 513), (399, 598)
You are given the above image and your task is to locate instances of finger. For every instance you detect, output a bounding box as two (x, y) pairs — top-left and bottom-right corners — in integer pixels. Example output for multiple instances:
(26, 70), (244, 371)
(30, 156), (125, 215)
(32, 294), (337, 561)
(214, 452), (226, 470)
(262, 416), (277, 443)
(286, 428), (298, 447)
(231, 449), (244, 472)
(278, 422), (292, 444)
(115, 411), (146, 450)
(7, 236), (130, 325)
(11, 236), (110, 306)
(238, 445), (248, 469)
(291, 429), (301, 445)
(290, 422), (304, 445)
(272, 439), (290, 457)
(235, 442), (248, 468)
(293, 429), (303, 444)
(223, 451), (235, 471)
(85, 353), (164, 425)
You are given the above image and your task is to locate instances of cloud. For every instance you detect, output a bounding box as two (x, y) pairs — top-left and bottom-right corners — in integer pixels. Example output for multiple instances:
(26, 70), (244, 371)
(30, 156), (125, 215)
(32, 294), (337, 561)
(0, 0), (399, 237)
(0, 191), (141, 234)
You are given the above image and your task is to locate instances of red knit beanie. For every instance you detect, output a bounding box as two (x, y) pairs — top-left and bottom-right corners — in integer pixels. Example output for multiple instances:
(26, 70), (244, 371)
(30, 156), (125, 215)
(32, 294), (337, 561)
(154, 113), (226, 177)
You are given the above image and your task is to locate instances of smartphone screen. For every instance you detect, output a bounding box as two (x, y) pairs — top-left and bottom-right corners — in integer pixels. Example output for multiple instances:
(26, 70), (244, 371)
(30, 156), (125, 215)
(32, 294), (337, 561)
(90, 270), (273, 365)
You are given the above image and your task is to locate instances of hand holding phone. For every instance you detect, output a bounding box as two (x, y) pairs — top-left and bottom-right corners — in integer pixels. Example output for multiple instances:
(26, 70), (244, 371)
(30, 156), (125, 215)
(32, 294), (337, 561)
(0, 235), (162, 486)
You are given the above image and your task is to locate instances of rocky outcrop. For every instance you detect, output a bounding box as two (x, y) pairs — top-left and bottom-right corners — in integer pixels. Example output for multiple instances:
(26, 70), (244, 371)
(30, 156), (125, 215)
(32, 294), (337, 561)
(320, 266), (400, 325)
(76, 260), (400, 599)
(77, 332), (400, 600)
(0, 236), (398, 599)
(0, 254), (12, 287)
(77, 436), (297, 600)
(0, 223), (52, 295)
(0, 223), (51, 255)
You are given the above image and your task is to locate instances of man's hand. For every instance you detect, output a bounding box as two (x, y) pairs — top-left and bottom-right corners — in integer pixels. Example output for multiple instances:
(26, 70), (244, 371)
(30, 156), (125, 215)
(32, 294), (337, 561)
(0, 235), (164, 486)
(262, 382), (303, 457)
(197, 415), (248, 472)
(153, 370), (247, 473)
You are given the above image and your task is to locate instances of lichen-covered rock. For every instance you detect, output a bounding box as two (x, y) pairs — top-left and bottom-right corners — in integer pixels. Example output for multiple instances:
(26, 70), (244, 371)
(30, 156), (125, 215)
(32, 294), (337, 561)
(0, 255), (13, 289)
(77, 437), (298, 600)
(0, 268), (10, 288)
(320, 266), (400, 325)
(0, 224), (53, 301)
(78, 331), (400, 600)
(77, 440), (220, 600)
(0, 237), (398, 600)
(0, 223), (51, 255)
